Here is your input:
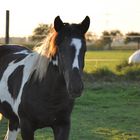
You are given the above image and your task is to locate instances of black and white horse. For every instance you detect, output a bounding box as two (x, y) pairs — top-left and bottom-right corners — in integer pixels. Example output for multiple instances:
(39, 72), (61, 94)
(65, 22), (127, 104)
(0, 16), (90, 140)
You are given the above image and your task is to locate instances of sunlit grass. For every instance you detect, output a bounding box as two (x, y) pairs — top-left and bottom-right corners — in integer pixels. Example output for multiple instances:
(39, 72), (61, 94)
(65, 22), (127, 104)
(84, 50), (135, 73)
(84, 60), (121, 73)
(94, 127), (139, 140)
(85, 50), (134, 60)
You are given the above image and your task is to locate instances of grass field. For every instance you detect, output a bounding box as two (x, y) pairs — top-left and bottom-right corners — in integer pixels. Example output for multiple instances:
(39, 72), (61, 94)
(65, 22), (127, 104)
(1, 50), (140, 140)
(84, 50), (135, 73)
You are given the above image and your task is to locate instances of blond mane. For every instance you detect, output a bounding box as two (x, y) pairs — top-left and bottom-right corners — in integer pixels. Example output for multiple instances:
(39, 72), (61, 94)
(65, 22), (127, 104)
(33, 28), (58, 81)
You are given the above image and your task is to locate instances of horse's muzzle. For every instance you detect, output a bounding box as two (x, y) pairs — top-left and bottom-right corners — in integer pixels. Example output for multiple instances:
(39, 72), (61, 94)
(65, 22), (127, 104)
(68, 81), (84, 98)
(65, 68), (84, 98)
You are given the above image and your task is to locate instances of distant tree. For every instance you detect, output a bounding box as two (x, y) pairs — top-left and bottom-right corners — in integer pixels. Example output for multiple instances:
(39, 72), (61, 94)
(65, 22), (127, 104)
(101, 31), (112, 49)
(110, 30), (122, 37)
(30, 24), (52, 42)
(85, 32), (95, 42)
(125, 32), (140, 49)
(101, 30), (122, 49)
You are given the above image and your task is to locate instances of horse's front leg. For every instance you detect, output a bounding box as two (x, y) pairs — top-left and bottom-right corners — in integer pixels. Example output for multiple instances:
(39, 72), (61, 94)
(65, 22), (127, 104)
(52, 120), (70, 140)
(4, 128), (20, 140)
(20, 118), (34, 140)
(4, 118), (20, 140)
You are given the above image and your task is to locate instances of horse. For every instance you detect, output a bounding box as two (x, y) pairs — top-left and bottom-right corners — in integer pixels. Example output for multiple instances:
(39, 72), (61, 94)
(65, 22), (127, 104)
(128, 49), (140, 64)
(0, 16), (90, 140)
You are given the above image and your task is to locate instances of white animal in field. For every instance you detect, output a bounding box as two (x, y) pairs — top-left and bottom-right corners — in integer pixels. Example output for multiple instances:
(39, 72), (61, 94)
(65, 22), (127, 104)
(128, 50), (140, 64)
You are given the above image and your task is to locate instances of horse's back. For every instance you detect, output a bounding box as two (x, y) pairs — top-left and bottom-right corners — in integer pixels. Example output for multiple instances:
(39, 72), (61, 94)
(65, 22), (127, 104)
(0, 45), (32, 66)
(0, 45), (30, 57)
(0, 44), (32, 101)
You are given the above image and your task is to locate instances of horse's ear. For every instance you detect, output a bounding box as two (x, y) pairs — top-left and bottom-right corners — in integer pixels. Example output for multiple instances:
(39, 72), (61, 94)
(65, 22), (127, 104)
(80, 16), (90, 34)
(54, 16), (64, 32)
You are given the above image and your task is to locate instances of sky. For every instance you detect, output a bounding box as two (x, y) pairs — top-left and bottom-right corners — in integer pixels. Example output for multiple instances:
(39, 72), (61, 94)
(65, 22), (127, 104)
(0, 0), (140, 37)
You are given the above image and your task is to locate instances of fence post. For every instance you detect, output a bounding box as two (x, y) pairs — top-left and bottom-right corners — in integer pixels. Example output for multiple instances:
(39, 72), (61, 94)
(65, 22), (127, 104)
(5, 10), (10, 44)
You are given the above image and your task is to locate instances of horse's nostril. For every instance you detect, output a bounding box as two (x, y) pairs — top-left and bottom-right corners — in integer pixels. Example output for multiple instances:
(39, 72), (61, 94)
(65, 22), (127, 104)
(67, 81), (84, 98)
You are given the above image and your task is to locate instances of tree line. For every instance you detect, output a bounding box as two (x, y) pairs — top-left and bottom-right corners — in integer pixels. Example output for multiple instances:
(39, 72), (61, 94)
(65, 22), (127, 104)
(30, 23), (140, 49)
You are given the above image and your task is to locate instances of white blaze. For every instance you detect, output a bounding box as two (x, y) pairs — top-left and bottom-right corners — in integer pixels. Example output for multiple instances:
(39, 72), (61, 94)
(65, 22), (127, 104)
(71, 38), (82, 69)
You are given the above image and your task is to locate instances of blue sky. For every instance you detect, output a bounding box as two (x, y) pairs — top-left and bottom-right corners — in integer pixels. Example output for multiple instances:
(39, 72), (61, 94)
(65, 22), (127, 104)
(0, 0), (140, 36)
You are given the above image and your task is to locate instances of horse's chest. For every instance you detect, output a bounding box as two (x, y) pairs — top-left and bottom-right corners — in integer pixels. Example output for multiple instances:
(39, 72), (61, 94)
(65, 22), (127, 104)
(20, 95), (74, 128)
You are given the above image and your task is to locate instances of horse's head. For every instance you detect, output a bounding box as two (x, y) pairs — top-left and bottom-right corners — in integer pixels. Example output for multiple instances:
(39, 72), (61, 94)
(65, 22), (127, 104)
(54, 16), (90, 98)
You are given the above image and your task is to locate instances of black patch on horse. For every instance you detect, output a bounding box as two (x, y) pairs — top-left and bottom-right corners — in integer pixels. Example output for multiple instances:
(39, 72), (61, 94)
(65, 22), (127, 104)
(0, 45), (30, 81)
(0, 45), (30, 57)
(0, 101), (19, 131)
(14, 54), (28, 63)
(8, 65), (24, 99)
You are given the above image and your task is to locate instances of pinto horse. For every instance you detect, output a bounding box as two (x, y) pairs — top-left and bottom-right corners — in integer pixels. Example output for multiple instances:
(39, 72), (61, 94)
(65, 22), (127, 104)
(0, 16), (90, 140)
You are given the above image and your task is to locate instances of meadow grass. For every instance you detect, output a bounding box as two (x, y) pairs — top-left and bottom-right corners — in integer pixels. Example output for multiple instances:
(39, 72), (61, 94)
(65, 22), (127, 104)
(85, 50), (134, 60)
(71, 82), (140, 140)
(84, 50), (135, 73)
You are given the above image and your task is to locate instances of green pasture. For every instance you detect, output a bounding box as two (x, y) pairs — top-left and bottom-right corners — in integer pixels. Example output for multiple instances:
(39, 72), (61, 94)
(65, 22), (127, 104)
(84, 50), (135, 73)
(85, 50), (133, 60)
(1, 50), (140, 140)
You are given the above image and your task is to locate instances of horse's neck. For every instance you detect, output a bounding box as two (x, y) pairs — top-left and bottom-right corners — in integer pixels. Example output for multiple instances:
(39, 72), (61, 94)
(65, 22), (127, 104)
(46, 62), (65, 87)
(34, 62), (68, 103)
(33, 54), (66, 91)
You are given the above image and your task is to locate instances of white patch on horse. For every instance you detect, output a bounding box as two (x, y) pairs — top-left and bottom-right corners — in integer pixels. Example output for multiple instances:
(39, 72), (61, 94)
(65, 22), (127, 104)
(4, 128), (20, 140)
(0, 60), (21, 106)
(52, 56), (58, 66)
(14, 50), (29, 55)
(71, 38), (82, 69)
(13, 53), (39, 115)
(0, 52), (39, 115)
